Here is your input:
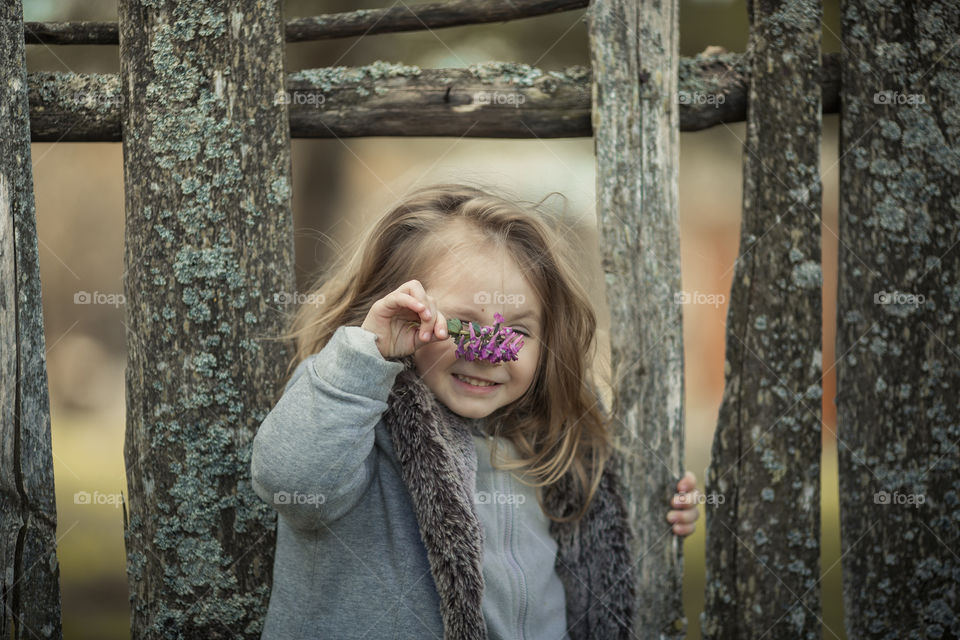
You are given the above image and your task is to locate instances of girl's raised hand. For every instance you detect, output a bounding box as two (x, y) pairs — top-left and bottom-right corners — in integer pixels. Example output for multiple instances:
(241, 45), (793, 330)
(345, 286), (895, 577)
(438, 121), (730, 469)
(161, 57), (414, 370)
(667, 471), (700, 537)
(360, 279), (449, 360)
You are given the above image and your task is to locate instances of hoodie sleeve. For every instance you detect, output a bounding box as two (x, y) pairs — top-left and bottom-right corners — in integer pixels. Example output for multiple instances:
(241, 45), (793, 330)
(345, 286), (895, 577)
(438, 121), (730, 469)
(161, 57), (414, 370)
(250, 324), (406, 530)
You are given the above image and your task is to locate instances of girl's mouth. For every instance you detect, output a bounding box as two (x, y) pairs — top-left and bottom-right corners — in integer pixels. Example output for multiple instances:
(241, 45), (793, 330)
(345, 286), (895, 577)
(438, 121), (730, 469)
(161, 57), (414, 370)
(452, 373), (501, 394)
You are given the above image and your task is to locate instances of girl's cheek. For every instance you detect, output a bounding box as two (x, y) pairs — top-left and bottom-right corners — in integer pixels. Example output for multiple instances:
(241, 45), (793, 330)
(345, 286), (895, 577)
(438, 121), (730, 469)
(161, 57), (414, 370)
(414, 341), (454, 371)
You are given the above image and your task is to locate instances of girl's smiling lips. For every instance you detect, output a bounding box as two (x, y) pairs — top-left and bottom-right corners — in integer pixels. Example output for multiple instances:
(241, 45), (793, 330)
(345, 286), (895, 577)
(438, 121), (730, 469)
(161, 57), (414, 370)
(451, 372), (502, 393)
(451, 371), (502, 384)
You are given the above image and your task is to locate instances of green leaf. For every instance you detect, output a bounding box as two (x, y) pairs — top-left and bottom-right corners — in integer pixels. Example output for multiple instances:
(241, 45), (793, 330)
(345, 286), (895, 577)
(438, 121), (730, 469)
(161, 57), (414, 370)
(446, 317), (463, 337)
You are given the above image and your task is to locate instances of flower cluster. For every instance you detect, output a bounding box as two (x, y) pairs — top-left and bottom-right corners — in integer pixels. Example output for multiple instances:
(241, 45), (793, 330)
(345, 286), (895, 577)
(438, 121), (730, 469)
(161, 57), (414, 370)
(447, 312), (524, 363)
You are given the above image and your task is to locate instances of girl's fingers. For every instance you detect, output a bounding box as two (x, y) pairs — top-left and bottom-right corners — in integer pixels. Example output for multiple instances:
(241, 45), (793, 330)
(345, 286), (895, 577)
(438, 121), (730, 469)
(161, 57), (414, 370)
(667, 508), (698, 524)
(435, 309), (448, 339)
(672, 489), (701, 509)
(666, 507), (697, 537)
(676, 471), (696, 493)
(420, 296), (438, 342)
(396, 286), (432, 325)
(400, 280), (430, 311)
(395, 281), (435, 343)
(388, 291), (427, 319)
(381, 291), (430, 348)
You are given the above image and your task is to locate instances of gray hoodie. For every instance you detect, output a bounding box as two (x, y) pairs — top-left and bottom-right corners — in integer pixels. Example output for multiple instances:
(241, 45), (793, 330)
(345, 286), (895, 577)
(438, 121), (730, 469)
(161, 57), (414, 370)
(251, 324), (635, 639)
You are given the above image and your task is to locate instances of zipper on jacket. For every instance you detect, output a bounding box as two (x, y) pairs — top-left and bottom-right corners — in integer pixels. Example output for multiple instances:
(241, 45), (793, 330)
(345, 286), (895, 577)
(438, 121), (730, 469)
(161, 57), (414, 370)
(502, 467), (528, 638)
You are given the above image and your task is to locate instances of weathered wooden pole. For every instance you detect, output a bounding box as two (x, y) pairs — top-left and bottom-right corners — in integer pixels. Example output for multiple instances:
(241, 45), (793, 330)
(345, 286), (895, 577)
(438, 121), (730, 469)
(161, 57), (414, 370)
(118, 2), (294, 638)
(0, 2), (63, 639)
(24, 1), (590, 45)
(24, 52), (845, 142)
(587, 0), (685, 636)
(702, 1), (824, 638)
(836, 2), (960, 637)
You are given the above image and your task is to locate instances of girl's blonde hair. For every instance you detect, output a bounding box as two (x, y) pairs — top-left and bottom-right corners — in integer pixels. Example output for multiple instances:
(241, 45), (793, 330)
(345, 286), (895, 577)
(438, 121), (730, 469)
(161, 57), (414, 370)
(271, 183), (619, 524)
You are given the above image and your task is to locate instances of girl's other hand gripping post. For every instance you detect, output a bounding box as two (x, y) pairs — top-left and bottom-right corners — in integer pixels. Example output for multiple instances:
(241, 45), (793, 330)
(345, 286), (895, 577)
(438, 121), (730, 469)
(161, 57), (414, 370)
(668, 471), (700, 537)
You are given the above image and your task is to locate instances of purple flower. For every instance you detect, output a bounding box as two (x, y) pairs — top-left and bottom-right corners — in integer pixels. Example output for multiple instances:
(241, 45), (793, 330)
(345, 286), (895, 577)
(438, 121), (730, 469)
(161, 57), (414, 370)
(446, 311), (524, 363)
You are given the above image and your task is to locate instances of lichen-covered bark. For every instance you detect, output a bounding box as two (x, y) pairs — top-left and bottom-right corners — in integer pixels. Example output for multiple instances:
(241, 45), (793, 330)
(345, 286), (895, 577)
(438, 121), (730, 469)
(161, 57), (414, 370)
(0, 3), (63, 640)
(118, 2), (293, 638)
(27, 71), (122, 142)
(678, 49), (839, 131)
(587, 0), (685, 637)
(25, 53), (842, 142)
(702, 1), (823, 638)
(25, 1), (589, 46)
(836, 3), (960, 638)
(287, 62), (592, 138)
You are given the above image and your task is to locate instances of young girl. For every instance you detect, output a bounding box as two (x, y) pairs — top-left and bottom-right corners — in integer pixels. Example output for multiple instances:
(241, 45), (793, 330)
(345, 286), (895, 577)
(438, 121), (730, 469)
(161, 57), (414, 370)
(251, 184), (699, 640)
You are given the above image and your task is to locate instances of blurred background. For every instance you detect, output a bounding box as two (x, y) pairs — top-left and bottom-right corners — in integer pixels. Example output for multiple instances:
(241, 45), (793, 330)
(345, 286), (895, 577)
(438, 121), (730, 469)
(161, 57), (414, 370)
(23, 0), (843, 637)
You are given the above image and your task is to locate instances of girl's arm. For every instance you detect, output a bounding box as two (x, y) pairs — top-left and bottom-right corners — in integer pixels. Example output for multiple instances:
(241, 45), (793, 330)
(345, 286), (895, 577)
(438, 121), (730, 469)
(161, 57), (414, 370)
(250, 324), (405, 531)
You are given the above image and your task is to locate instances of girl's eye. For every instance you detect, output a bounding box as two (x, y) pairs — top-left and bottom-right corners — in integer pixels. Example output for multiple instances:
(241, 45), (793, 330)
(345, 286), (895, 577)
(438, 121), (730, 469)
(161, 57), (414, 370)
(461, 317), (529, 337)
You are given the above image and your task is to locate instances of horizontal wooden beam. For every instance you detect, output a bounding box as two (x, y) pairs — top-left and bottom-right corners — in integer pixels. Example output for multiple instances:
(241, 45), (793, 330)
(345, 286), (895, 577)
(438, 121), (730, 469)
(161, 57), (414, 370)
(23, 0), (588, 45)
(26, 52), (840, 142)
(285, 0), (589, 42)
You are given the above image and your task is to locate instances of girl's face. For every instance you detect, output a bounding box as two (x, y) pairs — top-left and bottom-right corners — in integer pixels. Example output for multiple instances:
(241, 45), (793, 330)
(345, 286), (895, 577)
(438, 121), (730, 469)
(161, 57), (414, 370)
(413, 245), (542, 419)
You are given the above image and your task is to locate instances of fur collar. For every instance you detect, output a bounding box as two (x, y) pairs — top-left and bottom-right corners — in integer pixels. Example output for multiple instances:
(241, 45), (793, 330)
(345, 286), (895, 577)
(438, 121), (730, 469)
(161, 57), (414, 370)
(381, 358), (636, 639)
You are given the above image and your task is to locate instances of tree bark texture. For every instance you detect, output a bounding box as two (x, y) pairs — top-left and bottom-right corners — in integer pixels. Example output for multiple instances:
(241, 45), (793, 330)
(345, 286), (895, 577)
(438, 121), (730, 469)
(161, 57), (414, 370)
(587, 0), (685, 637)
(23, 52), (843, 142)
(0, 2), (63, 639)
(836, 2), (960, 638)
(702, 1), (824, 639)
(118, 2), (294, 638)
(24, 0), (590, 45)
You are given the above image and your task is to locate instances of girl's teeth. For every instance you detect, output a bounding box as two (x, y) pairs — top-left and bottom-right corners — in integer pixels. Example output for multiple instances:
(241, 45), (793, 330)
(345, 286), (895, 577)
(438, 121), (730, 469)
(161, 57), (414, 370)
(455, 374), (496, 387)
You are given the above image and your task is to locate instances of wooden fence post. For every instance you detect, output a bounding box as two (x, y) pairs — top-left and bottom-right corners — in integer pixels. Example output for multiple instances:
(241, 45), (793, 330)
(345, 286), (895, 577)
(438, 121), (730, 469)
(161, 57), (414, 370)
(587, 0), (685, 636)
(836, 2), (960, 637)
(117, 2), (294, 637)
(702, 1), (824, 638)
(0, 2), (64, 639)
